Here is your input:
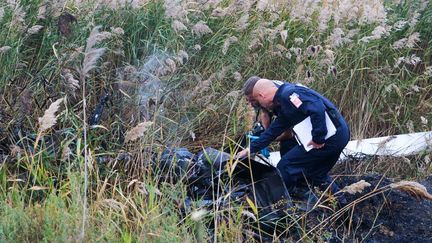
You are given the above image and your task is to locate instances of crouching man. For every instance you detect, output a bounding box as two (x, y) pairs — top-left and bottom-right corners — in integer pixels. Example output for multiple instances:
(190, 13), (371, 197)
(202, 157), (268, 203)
(237, 76), (350, 198)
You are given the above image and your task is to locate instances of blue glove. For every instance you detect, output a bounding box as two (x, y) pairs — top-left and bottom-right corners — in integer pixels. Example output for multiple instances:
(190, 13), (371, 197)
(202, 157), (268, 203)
(247, 134), (270, 158)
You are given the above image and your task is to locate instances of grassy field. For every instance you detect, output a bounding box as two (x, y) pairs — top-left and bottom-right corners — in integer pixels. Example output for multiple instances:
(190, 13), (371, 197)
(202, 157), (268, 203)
(0, 0), (431, 241)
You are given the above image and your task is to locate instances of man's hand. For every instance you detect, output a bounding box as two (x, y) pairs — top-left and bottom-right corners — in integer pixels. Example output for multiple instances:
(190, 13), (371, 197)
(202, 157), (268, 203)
(307, 140), (325, 149)
(235, 148), (250, 159)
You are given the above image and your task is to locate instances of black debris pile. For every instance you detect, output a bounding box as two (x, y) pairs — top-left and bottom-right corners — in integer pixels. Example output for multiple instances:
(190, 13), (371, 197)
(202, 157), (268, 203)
(159, 147), (294, 236)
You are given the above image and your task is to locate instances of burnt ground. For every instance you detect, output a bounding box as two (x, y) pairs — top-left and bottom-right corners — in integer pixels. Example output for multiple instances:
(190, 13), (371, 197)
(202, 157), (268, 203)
(290, 154), (432, 243)
(336, 155), (432, 242)
(237, 155), (432, 242)
(327, 174), (432, 242)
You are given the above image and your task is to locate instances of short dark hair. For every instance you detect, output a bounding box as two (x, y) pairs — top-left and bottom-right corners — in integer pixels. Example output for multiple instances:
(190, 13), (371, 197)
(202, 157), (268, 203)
(243, 76), (261, 96)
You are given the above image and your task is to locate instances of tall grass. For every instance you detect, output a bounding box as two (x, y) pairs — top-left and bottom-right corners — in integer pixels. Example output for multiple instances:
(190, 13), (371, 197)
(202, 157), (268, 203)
(0, 0), (431, 241)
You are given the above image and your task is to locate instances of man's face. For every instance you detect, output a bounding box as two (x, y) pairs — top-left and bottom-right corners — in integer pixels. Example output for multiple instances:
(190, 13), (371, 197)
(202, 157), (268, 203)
(253, 89), (275, 110)
(246, 92), (274, 110)
(246, 94), (260, 108)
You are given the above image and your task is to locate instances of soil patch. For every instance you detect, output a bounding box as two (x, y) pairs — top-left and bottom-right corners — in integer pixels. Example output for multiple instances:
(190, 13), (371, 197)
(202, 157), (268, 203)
(326, 174), (432, 242)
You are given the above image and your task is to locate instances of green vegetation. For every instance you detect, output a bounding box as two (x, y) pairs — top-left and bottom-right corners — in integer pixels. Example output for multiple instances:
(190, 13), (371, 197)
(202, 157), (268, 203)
(0, 0), (431, 241)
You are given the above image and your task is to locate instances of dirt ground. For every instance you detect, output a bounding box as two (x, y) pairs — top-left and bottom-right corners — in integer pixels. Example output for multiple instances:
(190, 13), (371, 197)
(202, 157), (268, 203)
(337, 174), (432, 242)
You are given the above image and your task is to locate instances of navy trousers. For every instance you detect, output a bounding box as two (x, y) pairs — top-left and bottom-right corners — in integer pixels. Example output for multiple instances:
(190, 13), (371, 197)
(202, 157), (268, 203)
(279, 138), (298, 156)
(276, 120), (350, 190)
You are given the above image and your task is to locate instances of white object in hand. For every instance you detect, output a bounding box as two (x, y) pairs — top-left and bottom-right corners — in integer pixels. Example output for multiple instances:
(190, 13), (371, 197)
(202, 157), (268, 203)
(293, 112), (337, 152)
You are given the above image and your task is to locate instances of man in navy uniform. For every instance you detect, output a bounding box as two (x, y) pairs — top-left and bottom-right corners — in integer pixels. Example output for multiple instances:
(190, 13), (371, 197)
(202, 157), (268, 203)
(247, 84), (298, 157)
(237, 76), (350, 197)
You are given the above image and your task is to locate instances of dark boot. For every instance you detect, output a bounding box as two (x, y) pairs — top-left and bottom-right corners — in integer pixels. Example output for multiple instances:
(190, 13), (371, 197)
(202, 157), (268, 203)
(293, 189), (319, 212)
(319, 176), (348, 208)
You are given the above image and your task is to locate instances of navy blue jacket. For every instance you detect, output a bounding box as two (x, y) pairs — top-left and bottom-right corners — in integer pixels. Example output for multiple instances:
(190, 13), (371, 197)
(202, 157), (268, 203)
(250, 83), (344, 154)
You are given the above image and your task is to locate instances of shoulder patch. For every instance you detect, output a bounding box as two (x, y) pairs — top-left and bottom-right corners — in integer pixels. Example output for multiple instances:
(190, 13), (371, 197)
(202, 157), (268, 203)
(289, 93), (303, 108)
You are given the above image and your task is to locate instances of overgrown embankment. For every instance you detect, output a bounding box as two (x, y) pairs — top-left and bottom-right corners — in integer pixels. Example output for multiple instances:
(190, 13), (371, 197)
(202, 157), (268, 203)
(0, 0), (431, 241)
